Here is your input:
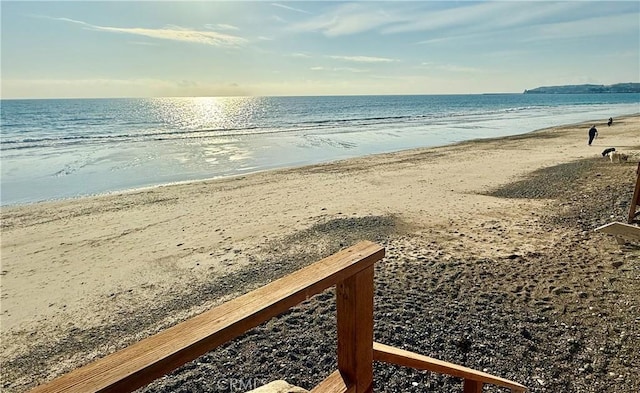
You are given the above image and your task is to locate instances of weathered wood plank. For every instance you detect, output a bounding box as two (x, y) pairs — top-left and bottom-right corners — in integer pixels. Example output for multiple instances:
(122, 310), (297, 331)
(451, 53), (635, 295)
(31, 241), (385, 393)
(337, 265), (374, 393)
(309, 370), (354, 393)
(628, 162), (640, 224)
(595, 222), (640, 242)
(373, 342), (526, 392)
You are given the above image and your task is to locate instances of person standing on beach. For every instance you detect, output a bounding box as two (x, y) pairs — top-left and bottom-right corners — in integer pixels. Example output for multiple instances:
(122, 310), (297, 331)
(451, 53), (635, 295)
(588, 125), (598, 145)
(608, 117), (613, 126)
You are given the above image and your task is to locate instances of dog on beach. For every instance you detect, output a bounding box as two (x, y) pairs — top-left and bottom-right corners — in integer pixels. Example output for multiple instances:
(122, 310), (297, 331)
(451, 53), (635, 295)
(601, 147), (616, 157)
(601, 147), (628, 162)
(606, 151), (628, 163)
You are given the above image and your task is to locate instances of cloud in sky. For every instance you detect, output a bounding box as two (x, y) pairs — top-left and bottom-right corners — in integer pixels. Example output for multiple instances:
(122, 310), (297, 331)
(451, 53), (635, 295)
(3, 1), (637, 98)
(290, 53), (311, 58)
(205, 23), (240, 31)
(310, 66), (367, 73)
(288, 2), (398, 37)
(51, 17), (247, 47)
(271, 3), (312, 15)
(288, 1), (639, 42)
(328, 55), (397, 63)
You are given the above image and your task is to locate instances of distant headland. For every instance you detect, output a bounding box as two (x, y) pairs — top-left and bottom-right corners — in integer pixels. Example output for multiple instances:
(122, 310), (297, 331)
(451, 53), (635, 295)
(524, 83), (640, 94)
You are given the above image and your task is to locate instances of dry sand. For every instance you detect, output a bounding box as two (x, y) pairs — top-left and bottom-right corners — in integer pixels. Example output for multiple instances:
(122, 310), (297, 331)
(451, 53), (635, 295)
(1, 115), (639, 392)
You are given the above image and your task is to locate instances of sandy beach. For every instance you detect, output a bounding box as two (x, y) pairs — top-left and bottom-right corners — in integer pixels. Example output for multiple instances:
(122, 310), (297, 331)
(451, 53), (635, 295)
(2, 116), (639, 392)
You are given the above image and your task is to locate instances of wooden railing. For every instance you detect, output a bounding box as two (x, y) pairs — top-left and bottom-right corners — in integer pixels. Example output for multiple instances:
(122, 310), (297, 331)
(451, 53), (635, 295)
(628, 162), (640, 224)
(31, 241), (526, 393)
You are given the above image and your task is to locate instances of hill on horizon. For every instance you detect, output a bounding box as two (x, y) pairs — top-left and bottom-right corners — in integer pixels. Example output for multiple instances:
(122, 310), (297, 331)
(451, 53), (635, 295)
(524, 83), (640, 94)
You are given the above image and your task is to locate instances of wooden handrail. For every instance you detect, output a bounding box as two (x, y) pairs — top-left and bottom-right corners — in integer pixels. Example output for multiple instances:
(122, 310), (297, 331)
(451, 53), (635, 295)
(31, 241), (384, 393)
(31, 240), (526, 393)
(373, 342), (526, 393)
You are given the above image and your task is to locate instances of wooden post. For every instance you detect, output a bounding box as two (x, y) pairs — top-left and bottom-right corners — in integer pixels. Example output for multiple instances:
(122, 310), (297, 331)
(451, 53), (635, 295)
(463, 379), (483, 393)
(628, 162), (640, 224)
(336, 265), (374, 393)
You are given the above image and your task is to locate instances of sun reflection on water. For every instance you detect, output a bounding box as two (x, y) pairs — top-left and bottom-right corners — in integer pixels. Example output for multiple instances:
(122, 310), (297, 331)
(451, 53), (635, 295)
(144, 97), (265, 171)
(147, 96), (266, 132)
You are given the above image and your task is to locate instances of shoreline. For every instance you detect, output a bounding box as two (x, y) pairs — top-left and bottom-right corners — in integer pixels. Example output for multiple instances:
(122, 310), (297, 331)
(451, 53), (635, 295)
(2, 112), (637, 209)
(2, 115), (639, 392)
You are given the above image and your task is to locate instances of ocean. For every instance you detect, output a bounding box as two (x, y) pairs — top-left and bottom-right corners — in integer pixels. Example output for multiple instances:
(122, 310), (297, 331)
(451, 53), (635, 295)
(1, 94), (638, 206)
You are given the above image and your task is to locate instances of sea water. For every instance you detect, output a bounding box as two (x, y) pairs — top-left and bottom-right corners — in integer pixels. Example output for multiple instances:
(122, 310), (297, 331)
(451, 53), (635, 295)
(1, 94), (638, 206)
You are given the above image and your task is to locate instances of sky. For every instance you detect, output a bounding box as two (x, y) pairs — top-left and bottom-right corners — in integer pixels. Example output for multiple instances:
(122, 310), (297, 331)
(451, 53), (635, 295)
(1, 1), (639, 98)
